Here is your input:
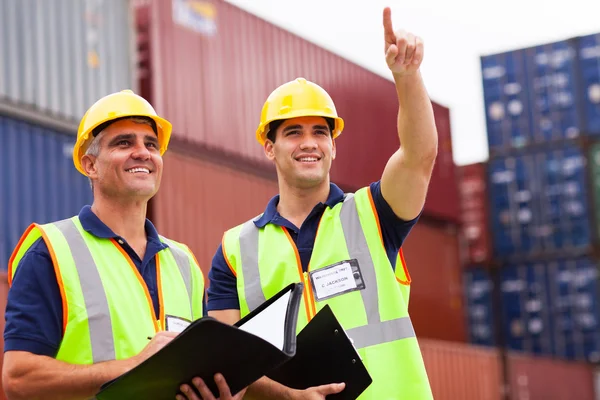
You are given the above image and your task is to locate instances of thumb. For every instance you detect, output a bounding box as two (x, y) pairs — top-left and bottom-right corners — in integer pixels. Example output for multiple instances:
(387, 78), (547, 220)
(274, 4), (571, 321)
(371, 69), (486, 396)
(318, 383), (346, 394)
(386, 44), (399, 66)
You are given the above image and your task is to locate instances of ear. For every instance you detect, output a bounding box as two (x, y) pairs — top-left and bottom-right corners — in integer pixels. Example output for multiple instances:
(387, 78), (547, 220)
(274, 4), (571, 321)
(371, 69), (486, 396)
(81, 154), (99, 179)
(264, 140), (276, 161)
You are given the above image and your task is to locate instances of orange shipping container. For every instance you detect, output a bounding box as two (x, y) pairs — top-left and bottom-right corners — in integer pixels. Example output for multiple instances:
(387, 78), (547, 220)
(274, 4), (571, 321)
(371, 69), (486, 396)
(420, 339), (503, 400)
(507, 353), (596, 400)
(403, 221), (467, 342)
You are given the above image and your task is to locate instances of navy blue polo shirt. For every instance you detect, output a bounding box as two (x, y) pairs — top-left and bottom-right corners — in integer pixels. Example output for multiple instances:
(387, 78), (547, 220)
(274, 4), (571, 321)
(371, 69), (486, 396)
(4, 205), (205, 357)
(207, 181), (420, 311)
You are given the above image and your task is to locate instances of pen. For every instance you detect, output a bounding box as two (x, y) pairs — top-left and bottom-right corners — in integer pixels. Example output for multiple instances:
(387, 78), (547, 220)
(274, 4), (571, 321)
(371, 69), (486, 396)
(147, 336), (153, 340)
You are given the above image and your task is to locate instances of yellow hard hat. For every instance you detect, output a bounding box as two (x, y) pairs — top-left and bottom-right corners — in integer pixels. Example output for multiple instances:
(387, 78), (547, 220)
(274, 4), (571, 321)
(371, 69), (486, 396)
(256, 78), (344, 145)
(73, 90), (172, 175)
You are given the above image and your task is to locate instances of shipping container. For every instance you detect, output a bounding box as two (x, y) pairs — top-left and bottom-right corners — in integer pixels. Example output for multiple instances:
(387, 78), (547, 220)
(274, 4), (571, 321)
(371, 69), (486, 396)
(0, 115), (93, 271)
(420, 338), (502, 400)
(464, 258), (600, 363)
(481, 33), (600, 154)
(578, 34), (600, 134)
(458, 163), (493, 265)
(0, 0), (135, 121)
(149, 148), (279, 279)
(589, 141), (600, 241)
(403, 221), (467, 342)
(464, 268), (496, 346)
(500, 262), (554, 356)
(546, 257), (600, 363)
(136, 0), (460, 223)
(507, 352), (596, 400)
(488, 145), (591, 259)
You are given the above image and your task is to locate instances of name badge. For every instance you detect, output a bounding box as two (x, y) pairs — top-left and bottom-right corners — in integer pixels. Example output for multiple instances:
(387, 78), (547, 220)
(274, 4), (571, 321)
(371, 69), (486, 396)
(165, 315), (191, 333)
(309, 259), (365, 302)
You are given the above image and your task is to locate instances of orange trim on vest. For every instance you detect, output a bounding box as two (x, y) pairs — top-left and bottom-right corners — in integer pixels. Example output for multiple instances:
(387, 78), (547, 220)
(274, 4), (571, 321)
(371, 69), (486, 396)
(111, 239), (159, 332)
(8, 223), (37, 287)
(396, 248), (411, 285)
(282, 227), (316, 320)
(221, 234), (237, 277)
(155, 256), (166, 330)
(366, 187), (384, 246)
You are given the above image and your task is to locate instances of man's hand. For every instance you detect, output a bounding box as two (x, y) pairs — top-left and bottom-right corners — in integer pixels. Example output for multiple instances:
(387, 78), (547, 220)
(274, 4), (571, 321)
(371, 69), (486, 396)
(383, 7), (424, 76)
(177, 374), (246, 400)
(132, 331), (178, 366)
(289, 383), (346, 399)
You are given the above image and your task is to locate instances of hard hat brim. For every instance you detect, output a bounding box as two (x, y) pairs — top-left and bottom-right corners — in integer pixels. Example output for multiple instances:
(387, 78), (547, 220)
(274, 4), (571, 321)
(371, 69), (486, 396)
(256, 110), (344, 145)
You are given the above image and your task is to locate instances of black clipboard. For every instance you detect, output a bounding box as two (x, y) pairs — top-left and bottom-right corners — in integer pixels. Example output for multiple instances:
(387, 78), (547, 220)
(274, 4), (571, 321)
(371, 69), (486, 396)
(96, 283), (304, 399)
(267, 305), (373, 399)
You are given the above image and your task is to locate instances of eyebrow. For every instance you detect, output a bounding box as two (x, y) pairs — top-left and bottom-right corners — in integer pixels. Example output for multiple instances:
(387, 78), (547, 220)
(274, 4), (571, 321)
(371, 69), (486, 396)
(108, 133), (159, 146)
(282, 124), (329, 133)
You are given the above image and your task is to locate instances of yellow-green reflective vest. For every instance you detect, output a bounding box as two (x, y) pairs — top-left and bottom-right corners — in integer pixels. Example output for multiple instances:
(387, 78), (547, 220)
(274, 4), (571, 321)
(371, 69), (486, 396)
(222, 187), (433, 399)
(9, 216), (205, 365)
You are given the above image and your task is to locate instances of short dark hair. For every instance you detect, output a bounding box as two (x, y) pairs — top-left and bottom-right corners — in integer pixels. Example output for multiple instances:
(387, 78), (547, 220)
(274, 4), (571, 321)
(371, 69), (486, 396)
(266, 117), (335, 143)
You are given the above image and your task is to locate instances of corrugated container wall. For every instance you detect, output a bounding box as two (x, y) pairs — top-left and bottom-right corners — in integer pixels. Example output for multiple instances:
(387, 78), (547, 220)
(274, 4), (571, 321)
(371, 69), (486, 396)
(508, 353), (596, 400)
(458, 163), (492, 265)
(403, 222), (467, 342)
(481, 33), (600, 155)
(464, 258), (600, 362)
(420, 339), (502, 400)
(488, 145), (591, 260)
(149, 150), (279, 279)
(0, 116), (93, 270)
(138, 0), (460, 223)
(464, 268), (496, 347)
(0, 0), (134, 121)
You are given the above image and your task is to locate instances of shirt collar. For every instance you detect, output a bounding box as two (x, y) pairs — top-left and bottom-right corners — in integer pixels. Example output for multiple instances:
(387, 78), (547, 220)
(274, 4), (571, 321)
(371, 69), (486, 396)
(78, 205), (167, 248)
(253, 183), (346, 228)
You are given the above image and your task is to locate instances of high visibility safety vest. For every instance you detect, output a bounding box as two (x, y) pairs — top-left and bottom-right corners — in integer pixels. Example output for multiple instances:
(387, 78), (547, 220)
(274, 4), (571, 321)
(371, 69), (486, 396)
(8, 216), (205, 365)
(222, 187), (433, 399)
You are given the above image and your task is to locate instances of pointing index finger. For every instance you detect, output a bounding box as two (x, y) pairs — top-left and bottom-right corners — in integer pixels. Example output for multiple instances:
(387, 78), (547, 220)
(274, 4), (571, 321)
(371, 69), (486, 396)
(383, 7), (396, 43)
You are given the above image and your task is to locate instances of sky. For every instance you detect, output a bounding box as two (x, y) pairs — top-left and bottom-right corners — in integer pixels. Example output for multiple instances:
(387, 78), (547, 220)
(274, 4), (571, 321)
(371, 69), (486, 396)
(224, 0), (600, 166)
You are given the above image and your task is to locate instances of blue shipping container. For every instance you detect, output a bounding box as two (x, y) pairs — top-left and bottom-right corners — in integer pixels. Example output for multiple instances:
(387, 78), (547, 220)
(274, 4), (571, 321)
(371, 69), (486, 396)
(481, 33), (600, 153)
(463, 268), (496, 346)
(500, 262), (554, 356)
(578, 34), (600, 134)
(0, 115), (93, 270)
(547, 258), (600, 363)
(464, 259), (600, 363)
(488, 145), (590, 258)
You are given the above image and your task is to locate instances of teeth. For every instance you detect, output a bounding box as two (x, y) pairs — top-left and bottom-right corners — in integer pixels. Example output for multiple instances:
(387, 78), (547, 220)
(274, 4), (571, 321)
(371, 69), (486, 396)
(299, 157), (318, 162)
(127, 168), (150, 174)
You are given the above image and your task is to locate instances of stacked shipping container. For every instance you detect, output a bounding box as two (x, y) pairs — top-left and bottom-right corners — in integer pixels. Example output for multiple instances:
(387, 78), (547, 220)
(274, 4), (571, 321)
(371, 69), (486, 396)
(1, 0), (595, 398)
(461, 31), (600, 397)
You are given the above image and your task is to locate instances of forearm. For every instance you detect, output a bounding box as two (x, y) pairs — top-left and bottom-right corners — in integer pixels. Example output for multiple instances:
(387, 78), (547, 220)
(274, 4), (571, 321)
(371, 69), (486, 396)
(393, 71), (438, 162)
(3, 351), (135, 400)
(245, 376), (297, 400)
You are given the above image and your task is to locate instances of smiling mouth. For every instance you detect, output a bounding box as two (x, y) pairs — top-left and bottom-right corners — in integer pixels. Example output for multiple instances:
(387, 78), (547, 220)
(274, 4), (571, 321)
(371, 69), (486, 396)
(126, 167), (151, 174)
(296, 157), (320, 163)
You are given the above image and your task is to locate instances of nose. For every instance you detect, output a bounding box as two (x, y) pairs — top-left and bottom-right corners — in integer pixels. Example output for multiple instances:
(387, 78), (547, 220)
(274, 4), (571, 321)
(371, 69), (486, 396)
(299, 135), (318, 151)
(131, 142), (151, 160)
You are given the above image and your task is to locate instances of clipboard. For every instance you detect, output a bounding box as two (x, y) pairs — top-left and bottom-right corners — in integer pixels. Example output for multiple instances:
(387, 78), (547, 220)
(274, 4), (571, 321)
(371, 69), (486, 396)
(96, 283), (304, 399)
(267, 305), (373, 400)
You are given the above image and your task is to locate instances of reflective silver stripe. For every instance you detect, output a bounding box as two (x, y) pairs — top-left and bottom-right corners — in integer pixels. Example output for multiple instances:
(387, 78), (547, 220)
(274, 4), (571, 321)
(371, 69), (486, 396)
(239, 219), (266, 311)
(161, 238), (193, 318)
(53, 219), (115, 363)
(346, 316), (415, 349)
(339, 193), (381, 325)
